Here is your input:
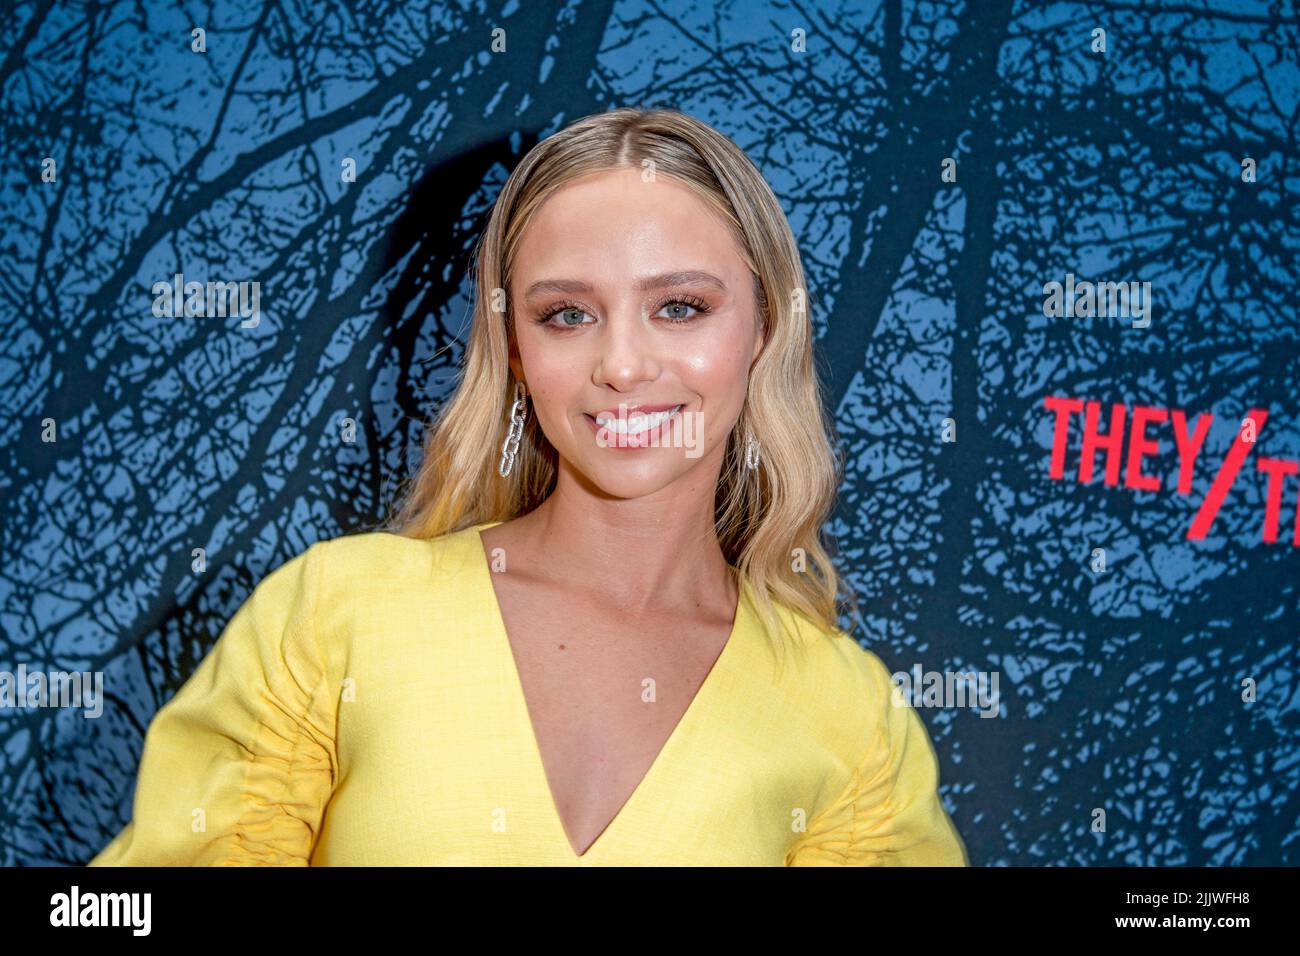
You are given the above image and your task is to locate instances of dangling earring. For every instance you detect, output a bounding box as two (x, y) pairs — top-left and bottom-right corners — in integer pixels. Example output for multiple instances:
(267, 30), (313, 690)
(498, 381), (528, 478)
(744, 429), (761, 471)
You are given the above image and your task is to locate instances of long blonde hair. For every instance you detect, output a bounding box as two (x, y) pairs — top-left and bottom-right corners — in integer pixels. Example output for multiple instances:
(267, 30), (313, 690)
(384, 107), (856, 666)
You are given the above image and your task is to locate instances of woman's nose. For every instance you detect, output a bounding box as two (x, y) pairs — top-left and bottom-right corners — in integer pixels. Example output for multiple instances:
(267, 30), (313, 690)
(593, 305), (663, 388)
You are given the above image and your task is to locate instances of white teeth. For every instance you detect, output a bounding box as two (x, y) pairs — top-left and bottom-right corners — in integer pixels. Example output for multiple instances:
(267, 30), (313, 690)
(595, 405), (682, 434)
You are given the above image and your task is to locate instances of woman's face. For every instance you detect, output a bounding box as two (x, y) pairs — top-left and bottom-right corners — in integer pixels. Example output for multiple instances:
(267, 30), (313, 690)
(508, 167), (764, 500)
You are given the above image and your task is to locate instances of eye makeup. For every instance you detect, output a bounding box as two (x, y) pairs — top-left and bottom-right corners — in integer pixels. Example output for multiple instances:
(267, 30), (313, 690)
(532, 292), (714, 331)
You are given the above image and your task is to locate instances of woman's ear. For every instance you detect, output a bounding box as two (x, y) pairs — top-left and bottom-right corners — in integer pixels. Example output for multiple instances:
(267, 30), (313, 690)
(749, 275), (769, 370)
(750, 321), (766, 370)
(507, 337), (524, 384)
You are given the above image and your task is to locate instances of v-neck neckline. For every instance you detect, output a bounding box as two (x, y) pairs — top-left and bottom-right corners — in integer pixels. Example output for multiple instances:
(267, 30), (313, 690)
(466, 521), (751, 863)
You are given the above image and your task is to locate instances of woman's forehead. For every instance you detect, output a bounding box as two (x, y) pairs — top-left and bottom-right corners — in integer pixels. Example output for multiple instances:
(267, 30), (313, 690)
(513, 173), (746, 285)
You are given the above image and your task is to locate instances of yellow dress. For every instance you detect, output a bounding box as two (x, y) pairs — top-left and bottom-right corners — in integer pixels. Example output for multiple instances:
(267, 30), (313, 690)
(88, 522), (969, 866)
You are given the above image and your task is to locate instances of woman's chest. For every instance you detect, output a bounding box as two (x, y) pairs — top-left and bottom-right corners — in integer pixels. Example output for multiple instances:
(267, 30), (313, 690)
(501, 597), (740, 857)
(309, 626), (840, 865)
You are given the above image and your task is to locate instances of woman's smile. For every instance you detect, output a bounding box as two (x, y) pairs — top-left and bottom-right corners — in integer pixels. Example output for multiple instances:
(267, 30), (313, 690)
(584, 403), (685, 448)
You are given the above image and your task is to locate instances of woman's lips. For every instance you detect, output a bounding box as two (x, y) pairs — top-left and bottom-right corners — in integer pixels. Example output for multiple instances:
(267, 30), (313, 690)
(584, 404), (683, 448)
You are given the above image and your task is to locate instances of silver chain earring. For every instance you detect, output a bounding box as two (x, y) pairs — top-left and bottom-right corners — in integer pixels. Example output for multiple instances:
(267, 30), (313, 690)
(744, 429), (761, 471)
(498, 381), (528, 478)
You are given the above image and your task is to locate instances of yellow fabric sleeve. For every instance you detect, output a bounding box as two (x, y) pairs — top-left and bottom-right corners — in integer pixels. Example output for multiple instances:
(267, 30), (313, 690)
(88, 543), (336, 866)
(787, 647), (970, 866)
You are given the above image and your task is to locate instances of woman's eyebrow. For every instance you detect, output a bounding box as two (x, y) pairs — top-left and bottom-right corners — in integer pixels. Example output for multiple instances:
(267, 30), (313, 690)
(522, 271), (727, 299)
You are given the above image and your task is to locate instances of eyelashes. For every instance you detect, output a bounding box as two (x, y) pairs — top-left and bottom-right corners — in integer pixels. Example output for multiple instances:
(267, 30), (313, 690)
(533, 294), (713, 330)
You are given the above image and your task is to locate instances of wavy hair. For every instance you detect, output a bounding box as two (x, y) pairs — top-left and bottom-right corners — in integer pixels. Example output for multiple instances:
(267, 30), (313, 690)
(384, 107), (857, 668)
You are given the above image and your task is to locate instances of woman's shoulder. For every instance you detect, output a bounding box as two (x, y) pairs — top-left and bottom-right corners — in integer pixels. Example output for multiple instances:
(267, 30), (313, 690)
(309, 523), (483, 580)
(761, 595), (895, 693)
(279, 525), (491, 657)
(753, 597), (901, 749)
(258, 525), (488, 629)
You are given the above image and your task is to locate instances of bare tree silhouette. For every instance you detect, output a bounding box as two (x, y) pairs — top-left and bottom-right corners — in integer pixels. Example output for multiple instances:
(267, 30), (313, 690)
(1, 0), (1295, 865)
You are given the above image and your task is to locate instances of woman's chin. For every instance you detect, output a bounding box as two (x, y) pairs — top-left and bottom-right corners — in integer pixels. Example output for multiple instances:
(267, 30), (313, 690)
(576, 458), (692, 500)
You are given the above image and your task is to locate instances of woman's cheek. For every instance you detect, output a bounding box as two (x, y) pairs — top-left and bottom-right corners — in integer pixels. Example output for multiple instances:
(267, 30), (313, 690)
(682, 331), (750, 401)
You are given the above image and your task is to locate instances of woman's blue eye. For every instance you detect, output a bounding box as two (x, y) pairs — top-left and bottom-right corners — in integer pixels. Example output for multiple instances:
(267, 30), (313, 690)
(538, 306), (589, 327)
(539, 297), (708, 329)
(657, 299), (709, 322)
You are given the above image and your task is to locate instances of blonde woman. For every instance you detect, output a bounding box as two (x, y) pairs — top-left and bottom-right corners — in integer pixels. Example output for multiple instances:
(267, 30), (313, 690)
(90, 107), (968, 866)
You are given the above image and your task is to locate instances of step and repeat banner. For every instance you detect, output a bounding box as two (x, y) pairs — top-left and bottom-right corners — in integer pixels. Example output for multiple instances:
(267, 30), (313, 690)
(1, 0), (1296, 868)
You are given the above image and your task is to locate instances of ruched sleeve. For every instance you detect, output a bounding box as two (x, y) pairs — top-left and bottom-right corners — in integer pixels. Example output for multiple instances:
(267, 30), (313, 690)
(88, 542), (336, 866)
(787, 648), (969, 866)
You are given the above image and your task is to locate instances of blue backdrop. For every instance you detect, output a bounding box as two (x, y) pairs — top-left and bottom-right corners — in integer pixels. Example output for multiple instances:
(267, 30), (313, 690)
(1, 0), (1297, 866)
